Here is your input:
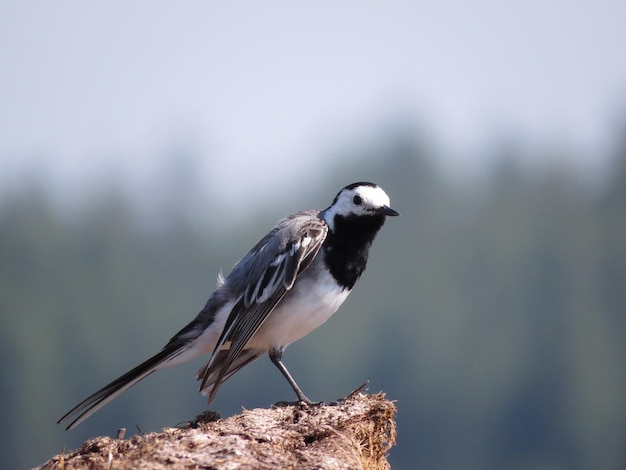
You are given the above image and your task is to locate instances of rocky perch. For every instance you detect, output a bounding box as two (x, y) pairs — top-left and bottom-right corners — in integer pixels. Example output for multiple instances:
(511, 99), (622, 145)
(38, 392), (396, 470)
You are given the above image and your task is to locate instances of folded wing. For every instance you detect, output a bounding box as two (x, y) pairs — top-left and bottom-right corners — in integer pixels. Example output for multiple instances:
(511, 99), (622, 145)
(198, 212), (328, 402)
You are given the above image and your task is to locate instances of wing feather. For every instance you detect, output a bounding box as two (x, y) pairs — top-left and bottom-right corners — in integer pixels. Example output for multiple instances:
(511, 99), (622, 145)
(198, 213), (328, 401)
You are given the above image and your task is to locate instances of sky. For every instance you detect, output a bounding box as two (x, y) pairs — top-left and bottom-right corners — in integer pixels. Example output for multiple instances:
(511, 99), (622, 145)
(1, 1), (625, 208)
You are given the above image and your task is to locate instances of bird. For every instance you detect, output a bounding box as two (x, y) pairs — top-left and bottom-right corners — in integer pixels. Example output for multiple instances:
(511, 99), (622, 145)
(58, 181), (399, 430)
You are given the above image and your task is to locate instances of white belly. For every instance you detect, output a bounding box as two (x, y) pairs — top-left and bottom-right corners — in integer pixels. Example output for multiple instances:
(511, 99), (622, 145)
(251, 268), (350, 348)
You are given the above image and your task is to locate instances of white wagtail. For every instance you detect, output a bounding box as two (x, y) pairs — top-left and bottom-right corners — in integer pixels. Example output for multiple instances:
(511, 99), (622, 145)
(58, 182), (399, 430)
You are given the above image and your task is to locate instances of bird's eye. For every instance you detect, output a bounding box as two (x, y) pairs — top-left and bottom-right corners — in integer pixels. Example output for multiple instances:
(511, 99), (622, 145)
(353, 195), (362, 205)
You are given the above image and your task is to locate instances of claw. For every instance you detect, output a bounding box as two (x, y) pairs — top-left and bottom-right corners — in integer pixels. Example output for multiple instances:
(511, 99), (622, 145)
(272, 399), (323, 408)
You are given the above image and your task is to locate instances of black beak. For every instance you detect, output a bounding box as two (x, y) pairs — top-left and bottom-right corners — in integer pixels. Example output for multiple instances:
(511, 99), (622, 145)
(380, 205), (400, 217)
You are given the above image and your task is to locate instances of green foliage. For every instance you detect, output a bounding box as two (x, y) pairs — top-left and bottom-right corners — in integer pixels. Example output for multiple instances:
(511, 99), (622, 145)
(2, 132), (626, 469)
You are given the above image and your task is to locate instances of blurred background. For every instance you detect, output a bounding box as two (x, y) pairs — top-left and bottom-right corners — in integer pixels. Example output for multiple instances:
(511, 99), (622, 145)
(2, 2), (626, 469)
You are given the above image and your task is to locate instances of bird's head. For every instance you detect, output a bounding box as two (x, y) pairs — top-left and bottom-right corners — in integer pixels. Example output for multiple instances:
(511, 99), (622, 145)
(322, 182), (399, 231)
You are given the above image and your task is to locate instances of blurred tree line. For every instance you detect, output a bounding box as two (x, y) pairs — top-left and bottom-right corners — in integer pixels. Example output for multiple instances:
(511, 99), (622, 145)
(1, 125), (625, 469)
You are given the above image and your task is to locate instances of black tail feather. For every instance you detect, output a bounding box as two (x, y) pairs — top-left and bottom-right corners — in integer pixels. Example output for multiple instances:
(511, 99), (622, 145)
(58, 345), (184, 430)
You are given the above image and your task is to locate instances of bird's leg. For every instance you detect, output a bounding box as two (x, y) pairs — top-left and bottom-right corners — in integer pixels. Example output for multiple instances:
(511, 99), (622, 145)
(269, 346), (317, 406)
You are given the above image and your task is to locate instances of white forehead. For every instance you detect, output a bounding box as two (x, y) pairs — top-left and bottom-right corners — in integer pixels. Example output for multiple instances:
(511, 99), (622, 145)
(349, 184), (391, 207)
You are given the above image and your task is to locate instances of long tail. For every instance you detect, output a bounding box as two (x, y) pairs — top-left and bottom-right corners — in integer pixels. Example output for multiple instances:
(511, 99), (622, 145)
(58, 343), (189, 430)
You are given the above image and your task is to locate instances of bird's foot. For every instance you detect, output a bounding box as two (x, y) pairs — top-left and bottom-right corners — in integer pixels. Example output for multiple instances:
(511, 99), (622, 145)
(272, 398), (323, 409)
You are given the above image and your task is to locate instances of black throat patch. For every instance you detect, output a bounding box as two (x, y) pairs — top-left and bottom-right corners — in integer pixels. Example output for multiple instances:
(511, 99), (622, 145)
(322, 213), (386, 290)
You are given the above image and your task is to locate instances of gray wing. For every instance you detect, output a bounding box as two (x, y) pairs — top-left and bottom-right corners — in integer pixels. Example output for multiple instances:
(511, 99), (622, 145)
(198, 210), (328, 402)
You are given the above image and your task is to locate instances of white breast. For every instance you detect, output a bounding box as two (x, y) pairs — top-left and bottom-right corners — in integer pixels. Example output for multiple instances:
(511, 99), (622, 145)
(250, 267), (350, 349)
